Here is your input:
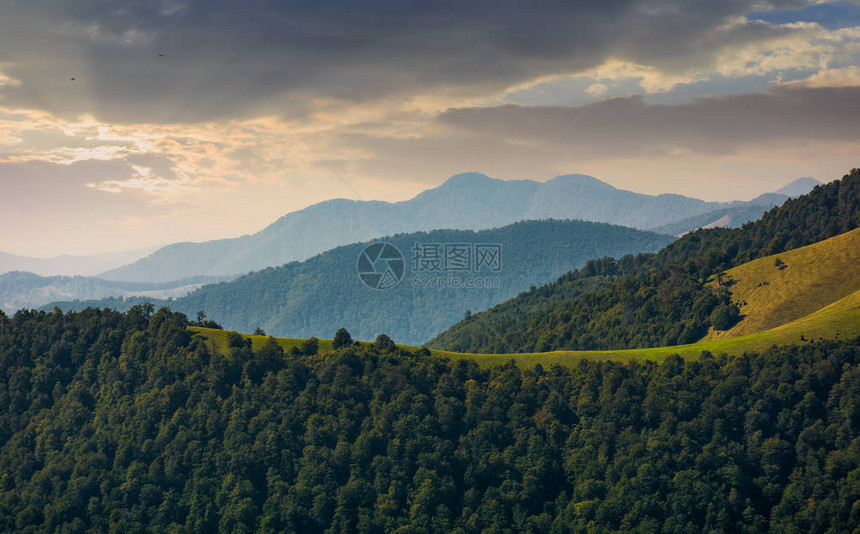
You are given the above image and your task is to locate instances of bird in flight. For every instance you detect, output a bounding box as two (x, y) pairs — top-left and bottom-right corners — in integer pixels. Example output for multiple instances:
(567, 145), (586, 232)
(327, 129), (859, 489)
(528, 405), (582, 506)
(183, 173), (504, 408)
(70, 77), (76, 81)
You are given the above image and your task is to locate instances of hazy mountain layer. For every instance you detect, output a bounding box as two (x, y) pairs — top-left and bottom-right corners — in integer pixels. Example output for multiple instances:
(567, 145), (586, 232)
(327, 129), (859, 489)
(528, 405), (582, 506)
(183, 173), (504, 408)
(101, 173), (805, 283)
(0, 245), (160, 277)
(50, 220), (674, 344)
(1, 271), (230, 313)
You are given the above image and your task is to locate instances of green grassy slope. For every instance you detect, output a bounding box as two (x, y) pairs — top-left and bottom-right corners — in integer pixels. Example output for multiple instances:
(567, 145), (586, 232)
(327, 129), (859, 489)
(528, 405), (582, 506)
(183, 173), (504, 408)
(703, 227), (860, 340)
(191, 285), (859, 367)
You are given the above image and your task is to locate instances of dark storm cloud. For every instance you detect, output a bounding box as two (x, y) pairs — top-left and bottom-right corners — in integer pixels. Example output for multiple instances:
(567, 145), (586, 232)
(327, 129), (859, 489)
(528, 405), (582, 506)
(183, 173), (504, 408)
(0, 0), (812, 123)
(435, 84), (860, 156)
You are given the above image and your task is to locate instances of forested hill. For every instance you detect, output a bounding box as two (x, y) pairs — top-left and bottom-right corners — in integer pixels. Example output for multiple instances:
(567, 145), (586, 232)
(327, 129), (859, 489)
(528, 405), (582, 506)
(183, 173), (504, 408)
(428, 168), (860, 353)
(46, 220), (673, 345)
(0, 307), (858, 532)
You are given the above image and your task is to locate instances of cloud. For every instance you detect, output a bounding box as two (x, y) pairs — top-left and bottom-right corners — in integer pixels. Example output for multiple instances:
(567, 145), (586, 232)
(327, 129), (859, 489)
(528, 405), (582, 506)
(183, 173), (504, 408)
(0, 70), (20, 90)
(86, 164), (191, 204)
(585, 59), (709, 93)
(782, 65), (860, 86)
(0, 107), (311, 204)
(436, 84), (860, 156)
(585, 83), (608, 96)
(0, 0), (834, 123)
(710, 19), (858, 78)
(311, 82), (860, 195)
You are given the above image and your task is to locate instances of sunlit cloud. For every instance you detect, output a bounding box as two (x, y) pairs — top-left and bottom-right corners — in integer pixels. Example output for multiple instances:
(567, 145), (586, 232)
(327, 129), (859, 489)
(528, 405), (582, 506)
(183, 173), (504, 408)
(0, 103), (399, 211)
(585, 83), (608, 97)
(0, 70), (20, 90)
(782, 65), (860, 86)
(5, 145), (131, 165)
(714, 21), (834, 78)
(587, 59), (707, 93)
(501, 19), (860, 101)
(86, 165), (191, 204)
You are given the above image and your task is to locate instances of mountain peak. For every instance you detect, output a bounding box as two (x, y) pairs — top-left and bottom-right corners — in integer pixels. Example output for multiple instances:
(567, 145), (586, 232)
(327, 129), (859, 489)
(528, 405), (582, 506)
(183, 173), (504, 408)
(439, 172), (496, 187)
(775, 177), (821, 198)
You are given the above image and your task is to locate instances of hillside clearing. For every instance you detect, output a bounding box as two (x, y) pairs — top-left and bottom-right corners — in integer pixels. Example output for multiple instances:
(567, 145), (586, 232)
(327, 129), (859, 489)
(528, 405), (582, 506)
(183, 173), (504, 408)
(703, 227), (860, 340)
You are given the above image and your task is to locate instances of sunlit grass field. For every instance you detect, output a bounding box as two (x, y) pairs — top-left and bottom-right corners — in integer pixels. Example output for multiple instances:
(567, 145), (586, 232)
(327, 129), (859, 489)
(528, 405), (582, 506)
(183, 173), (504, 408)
(702, 227), (860, 339)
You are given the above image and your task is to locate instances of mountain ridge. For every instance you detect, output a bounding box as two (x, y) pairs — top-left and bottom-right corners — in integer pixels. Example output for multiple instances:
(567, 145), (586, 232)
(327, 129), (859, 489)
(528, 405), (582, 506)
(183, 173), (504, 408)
(48, 219), (675, 344)
(99, 172), (811, 283)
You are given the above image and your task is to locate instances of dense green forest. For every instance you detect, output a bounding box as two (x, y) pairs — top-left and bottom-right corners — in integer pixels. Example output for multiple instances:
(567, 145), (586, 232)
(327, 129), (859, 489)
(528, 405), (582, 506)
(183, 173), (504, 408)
(46, 220), (673, 345)
(1, 306), (858, 532)
(428, 169), (860, 353)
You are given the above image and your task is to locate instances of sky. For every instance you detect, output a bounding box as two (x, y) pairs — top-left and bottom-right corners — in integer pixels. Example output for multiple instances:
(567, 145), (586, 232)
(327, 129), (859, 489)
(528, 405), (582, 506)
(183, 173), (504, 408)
(1, 0), (859, 257)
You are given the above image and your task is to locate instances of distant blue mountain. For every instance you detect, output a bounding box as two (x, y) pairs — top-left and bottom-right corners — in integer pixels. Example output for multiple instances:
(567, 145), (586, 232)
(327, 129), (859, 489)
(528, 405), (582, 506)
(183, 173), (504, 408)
(649, 178), (823, 236)
(99, 172), (806, 283)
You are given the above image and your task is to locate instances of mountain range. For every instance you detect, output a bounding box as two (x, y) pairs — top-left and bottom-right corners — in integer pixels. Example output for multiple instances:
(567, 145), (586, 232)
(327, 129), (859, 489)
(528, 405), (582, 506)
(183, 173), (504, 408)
(98, 173), (818, 283)
(0, 245), (160, 277)
(1, 173), (820, 311)
(46, 219), (674, 344)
